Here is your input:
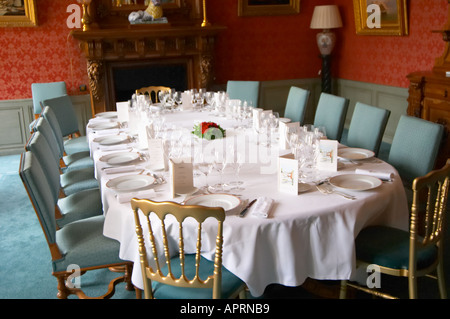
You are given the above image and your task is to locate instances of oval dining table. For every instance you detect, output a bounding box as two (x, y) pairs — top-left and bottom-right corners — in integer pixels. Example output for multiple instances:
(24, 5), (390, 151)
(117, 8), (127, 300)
(86, 106), (409, 298)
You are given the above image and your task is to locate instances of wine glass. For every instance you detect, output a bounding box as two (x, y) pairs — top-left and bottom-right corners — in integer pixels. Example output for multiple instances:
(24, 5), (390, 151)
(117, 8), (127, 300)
(228, 150), (245, 191)
(210, 151), (228, 192)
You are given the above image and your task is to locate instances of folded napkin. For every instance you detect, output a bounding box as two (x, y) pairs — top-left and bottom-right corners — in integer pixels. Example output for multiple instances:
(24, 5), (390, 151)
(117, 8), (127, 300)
(248, 197), (274, 219)
(103, 165), (139, 175)
(355, 168), (394, 181)
(116, 189), (156, 204)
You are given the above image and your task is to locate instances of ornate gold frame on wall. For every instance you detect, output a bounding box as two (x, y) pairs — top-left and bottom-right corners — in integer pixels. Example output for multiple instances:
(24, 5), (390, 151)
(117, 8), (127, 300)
(353, 0), (408, 36)
(0, 0), (37, 27)
(238, 0), (300, 17)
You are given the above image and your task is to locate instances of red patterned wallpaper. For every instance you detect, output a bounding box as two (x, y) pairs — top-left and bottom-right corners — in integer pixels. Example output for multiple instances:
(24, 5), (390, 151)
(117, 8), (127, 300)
(0, 0), (448, 101)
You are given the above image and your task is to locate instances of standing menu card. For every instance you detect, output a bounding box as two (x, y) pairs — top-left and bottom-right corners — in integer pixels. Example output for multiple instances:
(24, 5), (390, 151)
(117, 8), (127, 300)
(116, 101), (129, 123)
(317, 140), (338, 171)
(181, 91), (193, 110)
(278, 153), (299, 195)
(169, 158), (194, 198)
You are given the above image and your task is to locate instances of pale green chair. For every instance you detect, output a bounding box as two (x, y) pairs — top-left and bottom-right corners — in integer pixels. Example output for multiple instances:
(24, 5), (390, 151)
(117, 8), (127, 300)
(42, 95), (89, 155)
(284, 86), (310, 124)
(30, 81), (67, 131)
(346, 102), (390, 156)
(340, 160), (450, 299)
(19, 151), (133, 298)
(313, 92), (349, 141)
(131, 198), (247, 299)
(226, 80), (260, 107)
(25, 132), (98, 197)
(388, 115), (444, 185)
(35, 115), (93, 173)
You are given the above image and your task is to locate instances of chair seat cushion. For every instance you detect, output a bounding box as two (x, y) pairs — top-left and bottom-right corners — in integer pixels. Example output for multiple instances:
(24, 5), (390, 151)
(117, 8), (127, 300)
(64, 136), (89, 155)
(152, 254), (244, 299)
(60, 167), (98, 196)
(355, 226), (438, 271)
(53, 215), (124, 273)
(57, 188), (103, 227)
(63, 151), (94, 171)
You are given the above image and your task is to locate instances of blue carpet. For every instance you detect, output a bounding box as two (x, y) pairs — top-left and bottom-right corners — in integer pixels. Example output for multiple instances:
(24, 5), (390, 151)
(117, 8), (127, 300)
(0, 155), (135, 299)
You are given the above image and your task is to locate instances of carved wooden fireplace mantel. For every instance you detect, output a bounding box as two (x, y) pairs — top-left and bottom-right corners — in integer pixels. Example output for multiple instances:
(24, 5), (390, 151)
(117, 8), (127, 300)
(71, 0), (225, 115)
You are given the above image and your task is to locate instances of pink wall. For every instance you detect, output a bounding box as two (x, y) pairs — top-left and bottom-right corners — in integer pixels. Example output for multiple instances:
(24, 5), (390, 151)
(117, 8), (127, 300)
(0, 0), (448, 101)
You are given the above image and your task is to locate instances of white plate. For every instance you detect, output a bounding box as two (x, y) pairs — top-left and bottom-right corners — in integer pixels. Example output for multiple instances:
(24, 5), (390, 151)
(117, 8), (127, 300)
(279, 117), (291, 123)
(338, 148), (374, 160)
(94, 135), (129, 146)
(176, 187), (199, 196)
(88, 121), (120, 130)
(329, 174), (382, 191)
(106, 174), (155, 192)
(99, 152), (141, 165)
(96, 111), (118, 119)
(183, 194), (241, 213)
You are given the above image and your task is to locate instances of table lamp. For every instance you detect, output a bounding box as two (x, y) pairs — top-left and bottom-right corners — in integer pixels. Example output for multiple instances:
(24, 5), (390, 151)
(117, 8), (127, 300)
(310, 5), (343, 93)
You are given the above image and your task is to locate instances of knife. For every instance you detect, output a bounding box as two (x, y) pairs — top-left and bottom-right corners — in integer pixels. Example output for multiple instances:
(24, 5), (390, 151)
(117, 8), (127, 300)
(239, 199), (257, 218)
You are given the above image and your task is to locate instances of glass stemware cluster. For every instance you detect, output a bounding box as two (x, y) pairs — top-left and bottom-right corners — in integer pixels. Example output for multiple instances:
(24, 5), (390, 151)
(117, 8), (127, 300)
(285, 125), (323, 183)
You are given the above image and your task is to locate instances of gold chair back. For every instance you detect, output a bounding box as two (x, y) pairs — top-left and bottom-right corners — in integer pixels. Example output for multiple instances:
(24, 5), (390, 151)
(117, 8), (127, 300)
(136, 86), (171, 103)
(131, 198), (226, 299)
(408, 158), (450, 297)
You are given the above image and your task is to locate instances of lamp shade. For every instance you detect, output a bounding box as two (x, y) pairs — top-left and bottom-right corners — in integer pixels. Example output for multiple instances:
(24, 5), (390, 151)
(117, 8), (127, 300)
(310, 5), (343, 29)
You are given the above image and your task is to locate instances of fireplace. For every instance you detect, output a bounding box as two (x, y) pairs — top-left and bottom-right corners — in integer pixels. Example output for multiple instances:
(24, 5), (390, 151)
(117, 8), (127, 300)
(108, 58), (190, 104)
(70, 0), (225, 115)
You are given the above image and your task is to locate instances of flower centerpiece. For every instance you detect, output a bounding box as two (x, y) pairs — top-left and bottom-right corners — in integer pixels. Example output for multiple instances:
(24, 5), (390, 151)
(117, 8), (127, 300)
(192, 121), (226, 140)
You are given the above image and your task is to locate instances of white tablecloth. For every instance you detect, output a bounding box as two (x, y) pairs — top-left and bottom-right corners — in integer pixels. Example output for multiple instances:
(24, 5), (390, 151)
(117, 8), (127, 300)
(88, 110), (409, 297)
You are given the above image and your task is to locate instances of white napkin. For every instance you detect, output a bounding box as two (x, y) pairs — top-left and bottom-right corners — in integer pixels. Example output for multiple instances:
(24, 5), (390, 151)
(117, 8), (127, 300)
(355, 168), (394, 181)
(116, 189), (156, 204)
(103, 165), (139, 175)
(248, 197), (274, 218)
(97, 144), (131, 152)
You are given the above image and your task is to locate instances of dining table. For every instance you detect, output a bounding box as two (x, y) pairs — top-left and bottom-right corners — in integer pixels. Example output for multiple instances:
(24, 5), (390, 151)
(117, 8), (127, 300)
(86, 103), (409, 297)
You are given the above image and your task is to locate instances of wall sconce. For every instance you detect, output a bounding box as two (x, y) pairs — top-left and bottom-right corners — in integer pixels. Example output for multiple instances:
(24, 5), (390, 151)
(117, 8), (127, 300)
(77, 0), (92, 32)
(310, 5), (343, 93)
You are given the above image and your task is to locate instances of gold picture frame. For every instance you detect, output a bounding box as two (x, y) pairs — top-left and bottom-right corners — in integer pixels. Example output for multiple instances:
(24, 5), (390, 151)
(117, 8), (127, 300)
(0, 0), (37, 27)
(353, 0), (408, 36)
(238, 0), (300, 17)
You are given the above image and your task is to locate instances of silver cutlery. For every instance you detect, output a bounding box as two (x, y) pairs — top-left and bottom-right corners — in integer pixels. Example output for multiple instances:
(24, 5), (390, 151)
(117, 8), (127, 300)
(316, 181), (356, 200)
(239, 199), (257, 218)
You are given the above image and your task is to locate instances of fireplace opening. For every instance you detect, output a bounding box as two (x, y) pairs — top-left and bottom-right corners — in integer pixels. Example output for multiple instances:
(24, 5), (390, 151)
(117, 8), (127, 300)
(109, 59), (190, 106)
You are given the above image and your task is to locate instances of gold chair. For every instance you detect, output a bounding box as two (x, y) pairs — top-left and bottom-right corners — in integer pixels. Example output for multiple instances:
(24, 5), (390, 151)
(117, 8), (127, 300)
(131, 198), (247, 299)
(136, 86), (171, 103)
(340, 159), (450, 299)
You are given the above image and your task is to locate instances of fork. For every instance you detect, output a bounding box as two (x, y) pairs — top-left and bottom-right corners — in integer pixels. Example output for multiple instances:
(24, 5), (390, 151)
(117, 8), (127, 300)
(316, 182), (356, 200)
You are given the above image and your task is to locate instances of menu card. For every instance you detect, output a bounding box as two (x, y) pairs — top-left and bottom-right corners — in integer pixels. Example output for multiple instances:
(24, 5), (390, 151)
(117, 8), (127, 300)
(279, 121), (300, 150)
(147, 137), (167, 171)
(116, 101), (129, 124)
(278, 153), (299, 195)
(181, 91), (193, 110)
(317, 140), (338, 171)
(169, 158), (194, 198)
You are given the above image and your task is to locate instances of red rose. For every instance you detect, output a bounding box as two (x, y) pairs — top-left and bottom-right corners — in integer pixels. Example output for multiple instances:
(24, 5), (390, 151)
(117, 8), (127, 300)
(201, 122), (219, 134)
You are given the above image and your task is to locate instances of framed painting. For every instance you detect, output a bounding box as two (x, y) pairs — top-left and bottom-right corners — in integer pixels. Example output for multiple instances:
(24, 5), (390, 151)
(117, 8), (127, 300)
(0, 0), (37, 27)
(353, 0), (408, 36)
(238, 0), (300, 17)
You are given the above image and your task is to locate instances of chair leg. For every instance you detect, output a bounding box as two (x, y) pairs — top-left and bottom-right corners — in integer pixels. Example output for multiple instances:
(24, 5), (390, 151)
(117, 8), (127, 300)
(437, 262), (447, 299)
(339, 280), (348, 299)
(408, 274), (417, 299)
(55, 274), (71, 299)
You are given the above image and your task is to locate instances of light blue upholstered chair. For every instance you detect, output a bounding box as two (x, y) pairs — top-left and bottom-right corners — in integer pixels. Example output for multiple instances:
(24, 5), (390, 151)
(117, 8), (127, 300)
(340, 160), (450, 299)
(36, 110), (93, 172)
(42, 95), (89, 155)
(19, 151), (133, 299)
(346, 102), (391, 156)
(26, 132), (98, 197)
(31, 81), (67, 117)
(388, 115), (444, 185)
(226, 80), (260, 107)
(131, 198), (247, 299)
(30, 81), (67, 131)
(313, 92), (349, 141)
(284, 86), (310, 124)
